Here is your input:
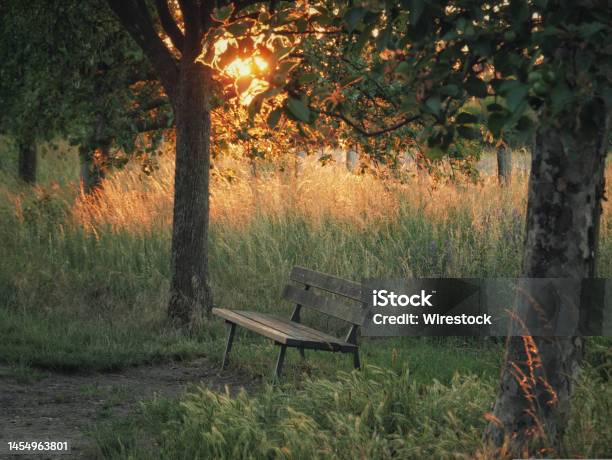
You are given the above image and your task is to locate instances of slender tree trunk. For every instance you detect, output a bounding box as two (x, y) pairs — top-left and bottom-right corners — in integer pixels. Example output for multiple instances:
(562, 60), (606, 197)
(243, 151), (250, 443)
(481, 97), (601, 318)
(167, 57), (213, 323)
(295, 150), (306, 177)
(346, 147), (358, 173)
(496, 145), (512, 185)
(80, 104), (111, 195)
(79, 140), (110, 194)
(18, 136), (36, 184)
(484, 99), (609, 456)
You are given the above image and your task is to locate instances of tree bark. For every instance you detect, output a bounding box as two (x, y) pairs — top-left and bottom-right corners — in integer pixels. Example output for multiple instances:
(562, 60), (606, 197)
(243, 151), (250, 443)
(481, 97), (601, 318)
(166, 56), (213, 323)
(484, 98), (609, 456)
(79, 142), (110, 195)
(496, 145), (512, 186)
(79, 111), (111, 195)
(106, 0), (214, 324)
(346, 147), (358, 173)
(18, 136), (36, 184)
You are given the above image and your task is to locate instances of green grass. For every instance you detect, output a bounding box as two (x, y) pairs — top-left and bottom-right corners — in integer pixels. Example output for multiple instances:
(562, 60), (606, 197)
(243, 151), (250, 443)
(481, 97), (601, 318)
(0, 308), (212, 372)
(89, 364), (611, 459)
(1, 145), (610, 459)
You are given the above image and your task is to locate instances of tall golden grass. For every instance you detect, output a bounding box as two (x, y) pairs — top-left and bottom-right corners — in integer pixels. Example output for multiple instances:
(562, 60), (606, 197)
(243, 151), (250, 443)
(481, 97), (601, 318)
(72, 148), (593, 236)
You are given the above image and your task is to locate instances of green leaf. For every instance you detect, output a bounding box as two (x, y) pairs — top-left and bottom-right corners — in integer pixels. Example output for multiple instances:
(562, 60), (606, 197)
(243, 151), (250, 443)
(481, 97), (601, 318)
(578, 22), (606, 39)
(274, 46), (294, 61)
(487, 102), (504, 112)
(487, 112), (508, 138)
(456, 112), (478, 124)
(267, 107), (283, 129)
(508, 0), (529, 25)
(465, 76), (488, 98)
(399, 94), (417, 112)
(226, 20), (253, 36)
(285, 98), (311, 122)
(259, 87), (283, 99)
(424, 96), (442, 116)
(516, 115), (534, 133)
(248, 94), (264, 119)
(504, 82), (529, 112)
(277, 60), (299, 78)
(344, 7), (367, 32)
(213, 5), (234, 23)
(395, 61), (411, 76)
(440, 84), (460, 97)
(298, 72), (319, 84)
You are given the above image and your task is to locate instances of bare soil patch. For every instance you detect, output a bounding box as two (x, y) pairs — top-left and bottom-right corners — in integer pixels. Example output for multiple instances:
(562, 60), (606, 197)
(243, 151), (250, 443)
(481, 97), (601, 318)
(0, 359), (259, 459)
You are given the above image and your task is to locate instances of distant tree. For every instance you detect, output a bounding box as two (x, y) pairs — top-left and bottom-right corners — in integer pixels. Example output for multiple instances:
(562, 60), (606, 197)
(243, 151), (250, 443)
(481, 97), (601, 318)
(0, 0), (171, 190)
(496, 144), (512, 185)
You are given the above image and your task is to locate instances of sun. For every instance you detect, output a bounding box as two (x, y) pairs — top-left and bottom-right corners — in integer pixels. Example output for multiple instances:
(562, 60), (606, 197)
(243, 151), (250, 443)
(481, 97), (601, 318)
(211, 38), (271, 104)
(225, 56), (268, 79)
(224, 56), (270, 105)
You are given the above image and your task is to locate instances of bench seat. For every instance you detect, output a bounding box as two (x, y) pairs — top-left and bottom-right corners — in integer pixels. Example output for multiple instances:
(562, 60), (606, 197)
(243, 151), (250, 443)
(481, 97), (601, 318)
(213, 267), (363, 377)
(212, 308), (357, 352)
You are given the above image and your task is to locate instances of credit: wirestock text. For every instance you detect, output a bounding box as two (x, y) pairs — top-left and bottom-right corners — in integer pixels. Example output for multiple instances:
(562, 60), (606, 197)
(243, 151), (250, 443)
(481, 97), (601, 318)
(371, 289), (491, 326)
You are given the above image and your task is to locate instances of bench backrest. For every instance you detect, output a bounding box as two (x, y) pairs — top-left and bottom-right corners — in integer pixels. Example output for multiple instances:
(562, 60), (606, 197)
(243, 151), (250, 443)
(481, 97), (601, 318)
(282, 266), (365, 326)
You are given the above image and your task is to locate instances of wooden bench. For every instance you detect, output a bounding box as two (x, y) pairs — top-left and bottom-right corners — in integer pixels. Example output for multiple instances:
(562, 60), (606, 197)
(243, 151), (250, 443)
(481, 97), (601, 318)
(212, 266), (364, 378)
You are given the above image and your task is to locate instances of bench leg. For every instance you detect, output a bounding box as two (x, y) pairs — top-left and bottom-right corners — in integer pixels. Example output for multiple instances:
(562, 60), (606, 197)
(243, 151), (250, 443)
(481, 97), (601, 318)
(353, 350), (361, 370)
(274, 344), (287, 379)
(298, 347), (306, 360)
(222, 322), (236, 369)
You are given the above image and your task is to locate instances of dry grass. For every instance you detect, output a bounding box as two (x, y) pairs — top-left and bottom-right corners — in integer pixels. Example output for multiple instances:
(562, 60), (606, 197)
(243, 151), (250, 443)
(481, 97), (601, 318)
(71, 150), (544, 233)
(70, 150), (612, 260)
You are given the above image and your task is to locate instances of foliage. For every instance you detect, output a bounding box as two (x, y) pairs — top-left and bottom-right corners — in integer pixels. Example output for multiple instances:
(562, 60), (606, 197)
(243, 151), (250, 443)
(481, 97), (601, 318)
(217, 1), (610, 158)
(0, 1), (170, 167)
(92, 364), (611, 459)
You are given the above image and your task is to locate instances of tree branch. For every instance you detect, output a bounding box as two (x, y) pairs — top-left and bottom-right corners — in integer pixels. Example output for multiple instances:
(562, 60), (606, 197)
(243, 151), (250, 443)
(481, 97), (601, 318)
(154, 0), (185, 51)
(177, 0), (200, 37)
(106, 0), (179, 102)
(315, 108), (420, 138)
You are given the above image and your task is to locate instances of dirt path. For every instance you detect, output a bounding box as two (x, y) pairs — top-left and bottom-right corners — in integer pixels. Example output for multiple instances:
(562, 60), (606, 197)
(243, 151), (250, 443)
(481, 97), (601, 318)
(0, 359), (260, 459)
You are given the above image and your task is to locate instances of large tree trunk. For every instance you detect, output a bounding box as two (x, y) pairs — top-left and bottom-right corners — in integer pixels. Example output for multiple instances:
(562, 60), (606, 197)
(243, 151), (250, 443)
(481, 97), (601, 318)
(167, 57), (213, 323)
(18, 136), (36, 184)
(484, 99), (609, 456)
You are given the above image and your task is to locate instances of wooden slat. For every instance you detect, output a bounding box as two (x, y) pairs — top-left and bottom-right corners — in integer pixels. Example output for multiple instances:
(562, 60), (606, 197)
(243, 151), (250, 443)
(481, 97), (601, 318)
(238, 311), (333, 344)
(240, 311), (356, 352)
(212, 308), (300, 346)
(282, 285), (365, 325)
(236, 311), (355, 352)
(212, 308), (357, 352)
(290, 266), (362, 302)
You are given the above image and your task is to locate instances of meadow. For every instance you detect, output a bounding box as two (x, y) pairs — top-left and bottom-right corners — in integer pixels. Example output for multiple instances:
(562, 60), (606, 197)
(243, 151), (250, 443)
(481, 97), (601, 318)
(0, 141), (610, 458)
